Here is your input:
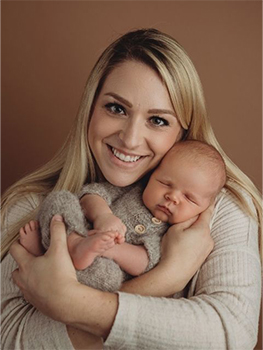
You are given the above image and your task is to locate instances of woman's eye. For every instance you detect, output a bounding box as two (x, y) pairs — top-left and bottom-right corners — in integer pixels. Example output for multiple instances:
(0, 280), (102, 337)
(105, 103), (126, 115)
(150, 116), (169, 127)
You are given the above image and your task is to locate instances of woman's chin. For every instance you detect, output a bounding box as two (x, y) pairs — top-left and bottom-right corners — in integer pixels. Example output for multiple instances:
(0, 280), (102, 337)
(102, 172), (140, 187)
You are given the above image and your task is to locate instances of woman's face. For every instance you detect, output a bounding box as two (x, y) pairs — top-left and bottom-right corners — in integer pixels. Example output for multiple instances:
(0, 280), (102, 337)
(88, 60), (182, 187)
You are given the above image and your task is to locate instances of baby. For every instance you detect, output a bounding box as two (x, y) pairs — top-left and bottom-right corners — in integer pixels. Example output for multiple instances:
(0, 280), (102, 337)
(20, 140), (226, 292)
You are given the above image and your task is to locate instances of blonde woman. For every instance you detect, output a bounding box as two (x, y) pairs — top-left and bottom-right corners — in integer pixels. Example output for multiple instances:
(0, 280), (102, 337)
(2, 29), (261, 350)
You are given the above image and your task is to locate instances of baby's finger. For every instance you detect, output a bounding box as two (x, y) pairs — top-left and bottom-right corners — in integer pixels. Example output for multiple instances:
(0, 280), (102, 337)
(115, 232), (125, 244)
(87, 229), (100, 236)
(116, 236), (125, 244)
(107, 230), (119, 239)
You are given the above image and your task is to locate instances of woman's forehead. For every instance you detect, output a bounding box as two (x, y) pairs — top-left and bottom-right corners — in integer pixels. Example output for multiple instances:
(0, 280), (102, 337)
(100, 61), (174, 110)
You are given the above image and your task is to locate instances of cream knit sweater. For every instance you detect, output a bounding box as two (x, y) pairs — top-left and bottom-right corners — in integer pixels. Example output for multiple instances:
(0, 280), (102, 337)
(1, 188), (261, 349)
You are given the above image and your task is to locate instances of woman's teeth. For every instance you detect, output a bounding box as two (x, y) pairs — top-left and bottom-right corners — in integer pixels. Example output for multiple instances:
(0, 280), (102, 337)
(112, 147), (141, 163)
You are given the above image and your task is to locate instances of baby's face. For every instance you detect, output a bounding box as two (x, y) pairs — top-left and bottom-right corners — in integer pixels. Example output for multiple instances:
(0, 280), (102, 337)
(142, 154), (217, 224)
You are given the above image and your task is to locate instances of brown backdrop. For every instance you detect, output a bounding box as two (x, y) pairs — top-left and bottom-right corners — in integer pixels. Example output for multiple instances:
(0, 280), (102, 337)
(2, 1), (262, 348)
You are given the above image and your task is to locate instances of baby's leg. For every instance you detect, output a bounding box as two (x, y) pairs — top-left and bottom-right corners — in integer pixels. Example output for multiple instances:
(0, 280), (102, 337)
(67, 230), (120, 270)
(19, 221), (45, 256)
(38, 190), (87, 251)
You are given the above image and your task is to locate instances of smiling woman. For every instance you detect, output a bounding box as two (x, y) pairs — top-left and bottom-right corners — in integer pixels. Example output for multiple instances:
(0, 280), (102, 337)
(1, 28), (262, 350)
(88, 60), (182, 187)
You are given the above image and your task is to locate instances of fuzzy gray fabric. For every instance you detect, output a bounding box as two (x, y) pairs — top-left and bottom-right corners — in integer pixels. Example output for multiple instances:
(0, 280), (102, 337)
(80, 182), (169, 271)
(2, 189), (261, 350)
(38, 191), (88, 249)
(38, 183), (168, 292)
(37, 190), (124, 292)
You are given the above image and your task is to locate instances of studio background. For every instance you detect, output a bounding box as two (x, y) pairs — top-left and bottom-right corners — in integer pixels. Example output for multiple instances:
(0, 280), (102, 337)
(2, 1), (262, 348)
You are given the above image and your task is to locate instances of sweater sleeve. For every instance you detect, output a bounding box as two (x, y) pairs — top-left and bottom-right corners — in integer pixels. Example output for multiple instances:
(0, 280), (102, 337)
(79, 182), (130, 206)
(104, 190), (261, 350)
(1, 194), (74, 350)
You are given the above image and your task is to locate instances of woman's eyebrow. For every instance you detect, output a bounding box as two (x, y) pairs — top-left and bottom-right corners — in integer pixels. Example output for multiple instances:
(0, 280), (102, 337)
(148, 108), (176, 117)
(105, 92), (176, 117)
(105, 93), (132, 107)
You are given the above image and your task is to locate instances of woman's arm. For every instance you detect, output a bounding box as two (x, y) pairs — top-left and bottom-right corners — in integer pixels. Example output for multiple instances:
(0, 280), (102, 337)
(1, 196), (75, 350)
(9, 206), (214, 337)
(10, 190), (261, 350)
(104, 190), (261, 349)
(121, 210), (214, 296)
(10, 215), (118, 339)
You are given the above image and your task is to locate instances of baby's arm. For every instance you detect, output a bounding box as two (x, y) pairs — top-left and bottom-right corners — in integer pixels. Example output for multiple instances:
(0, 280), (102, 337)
(79, 194), (149, 275)
(80, 194), (126, 238)
(102, 243), (149, 276)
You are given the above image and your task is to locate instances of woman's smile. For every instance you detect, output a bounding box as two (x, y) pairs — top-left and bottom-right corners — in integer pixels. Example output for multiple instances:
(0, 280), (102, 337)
(110, 146), (143, 163)
(88, 60), (182, 186)
(105, 143), (149, 170)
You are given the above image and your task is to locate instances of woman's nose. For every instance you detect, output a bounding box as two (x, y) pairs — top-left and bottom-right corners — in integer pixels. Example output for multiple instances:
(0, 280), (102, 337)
(118, 118), (144, 149)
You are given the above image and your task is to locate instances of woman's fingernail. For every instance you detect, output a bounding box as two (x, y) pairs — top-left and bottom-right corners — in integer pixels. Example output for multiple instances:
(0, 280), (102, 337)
(53, 215), (63, 222)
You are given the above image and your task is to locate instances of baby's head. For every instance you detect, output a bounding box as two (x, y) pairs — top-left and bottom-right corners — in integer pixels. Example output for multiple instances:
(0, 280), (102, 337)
(143, 140), (226, 224)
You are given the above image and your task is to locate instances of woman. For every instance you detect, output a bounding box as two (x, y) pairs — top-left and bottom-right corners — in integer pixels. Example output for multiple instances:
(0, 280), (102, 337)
(1, 28), (261, 349)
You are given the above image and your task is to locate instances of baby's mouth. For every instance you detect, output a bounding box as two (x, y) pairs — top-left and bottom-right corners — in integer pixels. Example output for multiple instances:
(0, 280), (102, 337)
(157, 205), (172, 216)
(110, 146), (142, 163)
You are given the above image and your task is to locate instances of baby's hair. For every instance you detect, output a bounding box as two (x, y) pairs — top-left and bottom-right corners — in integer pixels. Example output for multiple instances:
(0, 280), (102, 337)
(169, 140), (227, 196)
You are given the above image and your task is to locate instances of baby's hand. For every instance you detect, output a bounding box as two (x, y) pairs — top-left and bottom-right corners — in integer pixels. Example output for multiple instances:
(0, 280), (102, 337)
(93, 213), (127, 239)
(88, 229), (125, 245)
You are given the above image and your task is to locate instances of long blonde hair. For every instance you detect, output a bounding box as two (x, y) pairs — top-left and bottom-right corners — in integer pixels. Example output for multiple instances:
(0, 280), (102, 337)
(1, 28), (262, 259)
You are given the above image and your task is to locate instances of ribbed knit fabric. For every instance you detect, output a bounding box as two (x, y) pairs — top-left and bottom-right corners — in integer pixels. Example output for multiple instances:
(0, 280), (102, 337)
(1, 187), (261, 349)
(105, 188), (261, 349)
(1, 195), (74, 350)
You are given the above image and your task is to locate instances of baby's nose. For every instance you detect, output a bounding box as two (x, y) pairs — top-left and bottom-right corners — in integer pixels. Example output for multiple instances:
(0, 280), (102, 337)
(165, 192), (179, 204)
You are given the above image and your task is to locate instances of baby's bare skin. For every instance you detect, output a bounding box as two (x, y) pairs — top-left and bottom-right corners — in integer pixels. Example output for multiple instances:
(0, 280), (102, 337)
(67, 230), (124, 270)
(19, 221), (124, 270)
(19, 221), (45, 257)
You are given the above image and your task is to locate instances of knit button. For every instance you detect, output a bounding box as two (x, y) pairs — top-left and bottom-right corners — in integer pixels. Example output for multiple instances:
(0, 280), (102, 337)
(134, 224), (146, 234)
(152, 217), (162, 225)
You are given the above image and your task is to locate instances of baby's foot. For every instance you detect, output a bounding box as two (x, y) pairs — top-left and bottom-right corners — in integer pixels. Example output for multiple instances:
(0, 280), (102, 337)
(68, 230), (119, 270)
(19, 221), (45, 256)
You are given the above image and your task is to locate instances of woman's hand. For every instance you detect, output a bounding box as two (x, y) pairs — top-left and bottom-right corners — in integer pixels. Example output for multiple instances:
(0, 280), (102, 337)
(121, 205), (214, 297)
(160, 205), (214, 289)
(10, 215), (118, 339)
(10, 215), (79, 323)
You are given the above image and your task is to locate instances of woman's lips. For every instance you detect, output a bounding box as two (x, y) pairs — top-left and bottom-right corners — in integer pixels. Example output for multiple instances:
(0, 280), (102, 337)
(111, 146), (142, 162)
(157, 205), (172, 216)
(106, 145), (147, 168)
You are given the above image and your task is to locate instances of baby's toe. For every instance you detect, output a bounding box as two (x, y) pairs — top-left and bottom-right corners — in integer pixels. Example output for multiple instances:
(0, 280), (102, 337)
(25, 223), (31, 234)
(19, 227), (26, 237)
(29, 221), (36, 230)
